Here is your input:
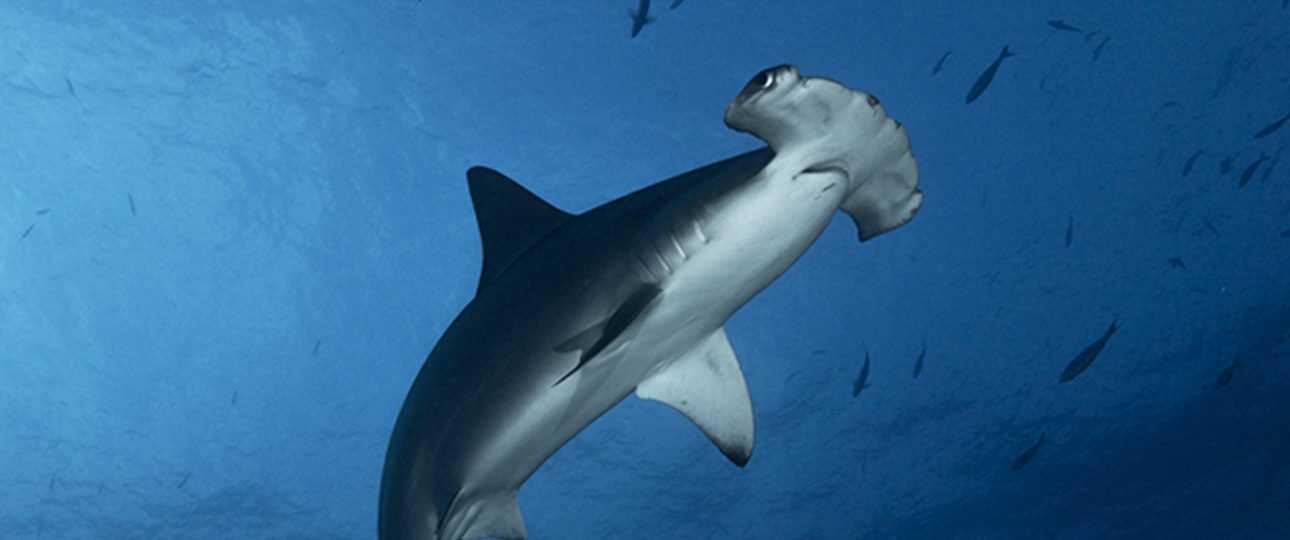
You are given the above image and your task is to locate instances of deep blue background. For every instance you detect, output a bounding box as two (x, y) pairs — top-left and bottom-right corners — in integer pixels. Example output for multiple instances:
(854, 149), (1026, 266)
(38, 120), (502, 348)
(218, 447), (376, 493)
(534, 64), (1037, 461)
(4, 1), (1289, 538)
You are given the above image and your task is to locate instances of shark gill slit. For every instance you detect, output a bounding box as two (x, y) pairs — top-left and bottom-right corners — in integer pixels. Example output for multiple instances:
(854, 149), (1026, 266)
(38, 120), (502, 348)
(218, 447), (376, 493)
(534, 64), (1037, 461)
(667, 224), (688, 261)
(633, 249), (660, 283)
(652, 239), (673, 275)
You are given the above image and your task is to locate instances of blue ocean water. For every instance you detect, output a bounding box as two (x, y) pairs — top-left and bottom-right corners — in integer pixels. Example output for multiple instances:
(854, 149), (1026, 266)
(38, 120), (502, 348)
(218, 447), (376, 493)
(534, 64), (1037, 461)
(3, 0), (1289, 538)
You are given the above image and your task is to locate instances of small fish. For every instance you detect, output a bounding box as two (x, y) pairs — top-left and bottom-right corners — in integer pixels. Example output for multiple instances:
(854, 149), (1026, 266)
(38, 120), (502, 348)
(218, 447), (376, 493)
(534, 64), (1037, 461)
(1254, 112), (1290, 139)
(1059, 319), (1119, 383)
(809, 349), (827, 356)
(36, 208), (51, 215)
(21, 223), (36, 240)
(1092, 36), (1111, 61)
(1011, 432), (1047, 471)
(628, 0), (656, 38)
(313, 339), (322, 356)
(128, 194), (137, 216)
(852, 343), (871, 397)
(1047, 20), (1084, 32)
(966, 45), (1015, 104)
(1167, 257), (1186, 270)
(669, 0), (684, 8)
(932, 51), (951, 76)
(1200, 216), (1221, 238)
(1215, 355), (1242, 389)
(177, 472), (191, 489)
(1239, 154), (1270, 188)
(1064, 215), (1074, 247)
(1182, 150), (1204, 177)
(1219, 156), (1234, 174)
(912, 339), (926, 379)
(231, 389), (239, 405)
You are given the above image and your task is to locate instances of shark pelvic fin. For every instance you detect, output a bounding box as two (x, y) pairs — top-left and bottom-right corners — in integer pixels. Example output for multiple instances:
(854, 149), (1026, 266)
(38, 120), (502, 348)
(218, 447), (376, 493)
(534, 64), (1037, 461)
(440, 490), (526, 540)
(467, 167), (573, 294)
(636, 327), (755, 466)
(554, 284), (662, 385)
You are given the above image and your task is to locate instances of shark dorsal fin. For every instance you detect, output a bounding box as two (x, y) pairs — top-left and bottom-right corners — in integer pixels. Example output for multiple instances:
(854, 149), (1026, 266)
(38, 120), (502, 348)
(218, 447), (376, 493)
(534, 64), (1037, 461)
(467, 167), (573, 293)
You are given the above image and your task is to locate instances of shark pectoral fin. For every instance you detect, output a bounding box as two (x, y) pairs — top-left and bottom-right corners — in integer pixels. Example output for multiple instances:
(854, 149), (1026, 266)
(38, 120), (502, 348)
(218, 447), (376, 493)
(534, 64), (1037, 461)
(635, 328), (755, 467)
(554, 284), (663, 385)
(840, 149), (923, 242)
(443, 490), (526, 540)
(467, 167), (573, 294)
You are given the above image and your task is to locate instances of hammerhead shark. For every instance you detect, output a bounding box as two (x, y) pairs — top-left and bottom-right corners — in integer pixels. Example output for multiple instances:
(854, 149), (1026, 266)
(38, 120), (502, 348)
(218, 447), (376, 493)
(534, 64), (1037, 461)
(379, 64), (924, 539)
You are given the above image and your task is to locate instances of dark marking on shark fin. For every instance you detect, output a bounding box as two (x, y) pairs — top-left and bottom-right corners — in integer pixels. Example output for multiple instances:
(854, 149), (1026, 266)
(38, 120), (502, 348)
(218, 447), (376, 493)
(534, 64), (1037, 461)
(467, 167), (573, 294)
(554, 284), (662, 385)
(636, 327), (754, 466)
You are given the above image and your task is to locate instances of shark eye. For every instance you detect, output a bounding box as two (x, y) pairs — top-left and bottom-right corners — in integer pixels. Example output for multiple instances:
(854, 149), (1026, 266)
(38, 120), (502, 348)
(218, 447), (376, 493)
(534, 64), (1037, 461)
(740, 68), (778, 97)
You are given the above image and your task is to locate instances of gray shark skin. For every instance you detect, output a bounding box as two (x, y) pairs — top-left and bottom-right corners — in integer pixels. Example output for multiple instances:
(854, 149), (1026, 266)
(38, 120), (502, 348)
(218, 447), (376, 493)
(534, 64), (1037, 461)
(379, 64), (923, 540)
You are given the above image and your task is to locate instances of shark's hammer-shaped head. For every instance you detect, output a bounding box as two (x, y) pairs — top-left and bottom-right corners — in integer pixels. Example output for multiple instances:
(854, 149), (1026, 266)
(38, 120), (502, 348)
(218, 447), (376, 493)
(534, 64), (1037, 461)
(724, 64), (924, 241)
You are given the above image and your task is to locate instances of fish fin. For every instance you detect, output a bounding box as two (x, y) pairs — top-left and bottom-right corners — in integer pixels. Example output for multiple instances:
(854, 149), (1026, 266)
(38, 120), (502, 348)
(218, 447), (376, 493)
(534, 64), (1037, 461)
(441, 490), (526, 540)
(839, 132), (923, 241)
(636, 327), (755, 466)
(555, 284), (662, 385)
(467, 167), (573, 294)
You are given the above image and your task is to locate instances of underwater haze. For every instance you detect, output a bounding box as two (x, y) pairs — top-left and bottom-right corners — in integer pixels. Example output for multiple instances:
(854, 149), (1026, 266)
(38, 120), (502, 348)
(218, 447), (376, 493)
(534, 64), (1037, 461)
(4, 0), (1290, 538)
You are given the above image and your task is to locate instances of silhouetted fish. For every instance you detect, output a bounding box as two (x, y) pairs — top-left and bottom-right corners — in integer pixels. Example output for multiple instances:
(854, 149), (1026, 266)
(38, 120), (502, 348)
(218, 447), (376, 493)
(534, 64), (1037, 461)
(1011, 432), (1046, 471)
(629, 0), (656, 38)
(177, 472), (191, 489)
(21, 223), (36, 240)
(1092, 36), (1110, 61)
(852, 343), (871, 397)
(670, 0), (684, 8)
(1239, 154), (1270, 188)
(1254, 112), (1290, 139)
(1219, 156), (1235, 174)
(932, 51), (951, 76)
(966, 45), (1015, 104)
(1167, 257), (1186, 270)
(1047, 20), (1084, 32)
(128, 194), (137, 216)
(1182, 150), (1204, 177)
(1060, 319), (1119, 382)
(1215, 355), (1241, 389)
(36, 208), (51, 215)
(231, 389), (239, 405)
(1064, 215), (1074, 247)
(313, 339), (322, 356)
(912, 339), (926, 378)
